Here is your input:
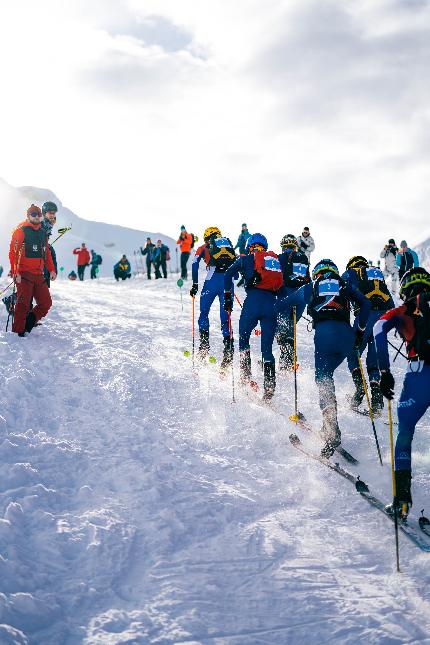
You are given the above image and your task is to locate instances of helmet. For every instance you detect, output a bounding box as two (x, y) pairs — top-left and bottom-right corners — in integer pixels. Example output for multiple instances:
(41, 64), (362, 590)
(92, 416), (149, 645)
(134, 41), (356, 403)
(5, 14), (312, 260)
(203, 226), (221, 242)
(312, 259), (339, 281)
(280, 234), (298, 249)
(346, 255), (369, 270)
(399, 267), (430, 301)
(246, 233), (268, 252)
(42, 201), (58, 214)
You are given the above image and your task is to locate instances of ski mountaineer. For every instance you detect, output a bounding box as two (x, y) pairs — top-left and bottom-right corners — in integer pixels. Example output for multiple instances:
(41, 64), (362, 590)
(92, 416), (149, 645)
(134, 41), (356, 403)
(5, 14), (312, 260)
(276, 234), (311, 370)
(9, 204), (57, 336)
(308, 259), (371, 458)
(190, 227), (237, 371)
(374, 267), (430, 519)
(223, 233), (284, 402)
(343, 256), (394, 415)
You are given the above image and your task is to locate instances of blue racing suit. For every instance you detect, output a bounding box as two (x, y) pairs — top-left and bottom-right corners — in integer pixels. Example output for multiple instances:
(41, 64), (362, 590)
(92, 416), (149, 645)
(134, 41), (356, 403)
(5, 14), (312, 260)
(225, 254), (280, 362)
(277, 249), (312, 340)
(343, 267), (394, 382)
(374, 303), (430, 472)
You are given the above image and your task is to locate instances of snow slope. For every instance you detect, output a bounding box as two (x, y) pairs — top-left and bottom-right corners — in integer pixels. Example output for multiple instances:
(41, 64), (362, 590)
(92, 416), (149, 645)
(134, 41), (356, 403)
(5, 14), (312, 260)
(0, 178), (177, 278)
(0, 274), (430, 644)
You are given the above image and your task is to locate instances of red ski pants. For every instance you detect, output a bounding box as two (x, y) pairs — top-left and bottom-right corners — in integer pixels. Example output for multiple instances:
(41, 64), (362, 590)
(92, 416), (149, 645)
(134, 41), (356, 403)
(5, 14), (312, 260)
(12, 272), (52, 334)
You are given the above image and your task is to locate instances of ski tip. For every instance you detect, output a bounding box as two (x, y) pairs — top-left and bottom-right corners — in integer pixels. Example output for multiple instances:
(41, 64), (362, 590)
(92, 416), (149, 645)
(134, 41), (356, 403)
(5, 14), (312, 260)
(183, 350), (190, 357)
(355, 476), (369, 493)
(208, 356), (217, 363)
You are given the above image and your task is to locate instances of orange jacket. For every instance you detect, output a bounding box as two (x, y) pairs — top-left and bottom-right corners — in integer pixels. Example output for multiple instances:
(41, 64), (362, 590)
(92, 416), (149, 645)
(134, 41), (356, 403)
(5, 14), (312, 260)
(73, 247), (91, 266)
(9, 221), (55, 276)
(176, 232), (193, 253)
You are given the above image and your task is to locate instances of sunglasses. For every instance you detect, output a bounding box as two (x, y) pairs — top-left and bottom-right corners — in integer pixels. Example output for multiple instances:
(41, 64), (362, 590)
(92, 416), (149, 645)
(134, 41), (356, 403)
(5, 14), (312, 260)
(29, 212), (43, 218)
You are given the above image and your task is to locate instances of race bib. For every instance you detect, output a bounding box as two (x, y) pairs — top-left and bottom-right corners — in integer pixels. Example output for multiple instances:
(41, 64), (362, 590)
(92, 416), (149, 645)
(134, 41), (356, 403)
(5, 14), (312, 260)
(366, 267), (384, 281)
(292, 263), (307, 278)
(264, 256), (282, 272)
(318, 279), (340, 297)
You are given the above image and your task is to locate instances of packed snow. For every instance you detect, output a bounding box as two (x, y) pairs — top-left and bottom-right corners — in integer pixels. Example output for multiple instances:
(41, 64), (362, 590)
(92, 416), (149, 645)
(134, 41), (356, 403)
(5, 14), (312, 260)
(0, 273), (430, 644)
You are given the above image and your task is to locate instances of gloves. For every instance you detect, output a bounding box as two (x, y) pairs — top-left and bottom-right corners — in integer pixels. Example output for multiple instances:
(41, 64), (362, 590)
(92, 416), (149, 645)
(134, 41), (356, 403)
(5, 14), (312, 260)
(300, 240), (308, 249)
(354, 327), (365, 350)
(190, 282), (198, 297)
(247, 270), (262, 288)
(380, 370), (395, 400)
(223, 292), (233, 313)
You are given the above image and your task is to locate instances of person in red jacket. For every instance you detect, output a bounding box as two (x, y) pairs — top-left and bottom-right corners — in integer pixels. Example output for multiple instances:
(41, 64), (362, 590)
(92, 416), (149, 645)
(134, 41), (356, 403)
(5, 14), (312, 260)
(73, 243), (91, 281)
(9, 204), (57, 336)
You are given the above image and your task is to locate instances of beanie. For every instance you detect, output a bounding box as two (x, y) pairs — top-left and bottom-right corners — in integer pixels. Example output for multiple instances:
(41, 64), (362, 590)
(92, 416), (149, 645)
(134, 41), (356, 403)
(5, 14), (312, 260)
(27, 204), (41, 217)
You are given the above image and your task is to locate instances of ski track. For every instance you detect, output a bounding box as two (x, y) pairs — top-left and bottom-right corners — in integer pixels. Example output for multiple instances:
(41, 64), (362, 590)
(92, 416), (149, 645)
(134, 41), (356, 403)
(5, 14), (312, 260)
(0, 275), (429, 644)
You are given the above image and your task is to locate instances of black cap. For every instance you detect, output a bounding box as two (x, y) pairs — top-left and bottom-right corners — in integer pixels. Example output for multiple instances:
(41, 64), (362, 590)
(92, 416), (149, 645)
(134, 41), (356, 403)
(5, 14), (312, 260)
(388, 238), (395, 244)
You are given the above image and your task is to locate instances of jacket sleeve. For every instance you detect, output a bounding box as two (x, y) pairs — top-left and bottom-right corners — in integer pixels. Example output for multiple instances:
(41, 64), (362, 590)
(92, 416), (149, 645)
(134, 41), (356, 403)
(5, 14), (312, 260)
(73, 248), (79, 255)
(395, 253), (401, 268)
(9, 228), (24, 275)
(373, 306), (406, 371)
(224, 257), (243, 292)
(234, 234), (242, 250)
(191, 248), (205, 283)
(307, 236), (315, 253)
(345, 284), (370, 329)
(380, 248), (387, 259)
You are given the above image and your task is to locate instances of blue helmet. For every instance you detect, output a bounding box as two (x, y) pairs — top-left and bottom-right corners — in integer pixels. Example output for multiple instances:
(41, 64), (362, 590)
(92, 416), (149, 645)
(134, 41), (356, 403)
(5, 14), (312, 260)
(312, 259), (339, 281)
(246, 233), (268, 252)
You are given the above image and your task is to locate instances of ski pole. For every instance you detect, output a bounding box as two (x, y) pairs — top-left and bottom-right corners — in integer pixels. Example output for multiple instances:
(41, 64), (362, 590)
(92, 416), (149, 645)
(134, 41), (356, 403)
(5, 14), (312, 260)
(228, 312), (235, 403)
(177, 278), (184, 311)
(357, 351), (383, 466)
(234, 294), (242, 308)
(388, 339), (406, 362)
(175, 248), (179, 273)
(5, 281), (16, 332)
(289, 306), (299, 424)
(192, 296), (195, 370)
(388, 399), (400, 572)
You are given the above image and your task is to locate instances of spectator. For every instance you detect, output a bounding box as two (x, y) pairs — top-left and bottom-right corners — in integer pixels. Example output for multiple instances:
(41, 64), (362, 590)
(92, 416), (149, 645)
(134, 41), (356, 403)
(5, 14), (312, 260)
(41, 201), (58, 288)
(0, 265), (3, 278)
(176, 226), (193, 280)
(296, 227), (315, 262)
(141, 237), (156, 279)
(8, 204), (56, 336)
(396, 240), (419, 280)
(68, 270), (77, 281)
(114, 255), (132, 281)
(90, 249), (102, 279)
(234, 223), (251, 256)
(380, 238), (399, 293)
(73, 243), (91, 281)
(153, 240), (170, 279)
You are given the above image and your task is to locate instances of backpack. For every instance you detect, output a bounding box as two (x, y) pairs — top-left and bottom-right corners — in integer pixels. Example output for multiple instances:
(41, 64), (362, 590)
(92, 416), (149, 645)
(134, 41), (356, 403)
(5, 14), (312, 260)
(284, 250), (310, 288)
(310, 274), (350, 324)
(355, 266), (391, 311)
(208, 236), (236, 272)
(252, 251), (284, 293)
(97, 255), (103, 265)
(191, 234), (196, 249)
(407, 293), (430, 362)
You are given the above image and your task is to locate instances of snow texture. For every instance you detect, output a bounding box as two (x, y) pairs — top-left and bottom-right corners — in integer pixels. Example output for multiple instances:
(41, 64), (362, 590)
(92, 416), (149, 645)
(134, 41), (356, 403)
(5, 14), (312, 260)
(0, 272), (430, 644)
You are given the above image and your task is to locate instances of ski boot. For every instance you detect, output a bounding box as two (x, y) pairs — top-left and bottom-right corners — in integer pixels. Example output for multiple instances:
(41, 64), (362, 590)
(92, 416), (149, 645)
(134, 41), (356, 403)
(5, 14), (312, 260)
(370, 380), (384, 416)
(320, 406), (341, 458)
(25, 312), (37, 334)
(262, 361), (276, 402)
(279, 338), (294, 371)
(197, 330), (210, 361)
(385, 470), (412, 523)
(239, 349), (252, 385)
(350, 368), (365, 410)
(220, 337), (234, 375)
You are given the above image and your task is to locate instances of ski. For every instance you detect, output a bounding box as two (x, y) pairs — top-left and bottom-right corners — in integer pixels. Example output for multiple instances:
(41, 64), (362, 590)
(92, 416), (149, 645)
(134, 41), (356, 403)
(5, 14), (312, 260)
(289, 434), (430, 553)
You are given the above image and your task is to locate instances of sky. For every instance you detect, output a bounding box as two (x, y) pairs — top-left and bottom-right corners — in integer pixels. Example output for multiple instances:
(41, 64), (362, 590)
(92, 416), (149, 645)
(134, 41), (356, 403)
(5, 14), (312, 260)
(1, 0), (430, 266)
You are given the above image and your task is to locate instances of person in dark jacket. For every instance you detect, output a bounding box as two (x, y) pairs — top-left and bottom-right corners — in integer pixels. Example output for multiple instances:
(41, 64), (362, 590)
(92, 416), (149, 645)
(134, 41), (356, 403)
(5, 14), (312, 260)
(41, 201), (58, 287)
(90, 250), (102, 279)
(141, 238), (155, 279)
(114, 255), (132, 281)
(396, 241), (419, 280)
(234, 223), (251, 256)
(153, 240), (170, 279)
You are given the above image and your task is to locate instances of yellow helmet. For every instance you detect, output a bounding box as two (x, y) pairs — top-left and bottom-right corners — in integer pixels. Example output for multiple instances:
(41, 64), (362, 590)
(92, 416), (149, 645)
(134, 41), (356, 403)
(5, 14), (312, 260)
(204, 226), (221, 241)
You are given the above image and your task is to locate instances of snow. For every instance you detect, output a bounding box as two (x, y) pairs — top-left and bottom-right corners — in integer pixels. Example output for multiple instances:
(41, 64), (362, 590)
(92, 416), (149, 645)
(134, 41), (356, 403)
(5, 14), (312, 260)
(0, 273), (430, 644)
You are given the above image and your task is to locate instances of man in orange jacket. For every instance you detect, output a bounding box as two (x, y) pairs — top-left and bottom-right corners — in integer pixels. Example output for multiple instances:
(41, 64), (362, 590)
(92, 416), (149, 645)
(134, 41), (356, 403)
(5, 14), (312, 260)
(73, 243), (91, 280)
(176, 225), (193, 279)
(9, 204), (57, 336)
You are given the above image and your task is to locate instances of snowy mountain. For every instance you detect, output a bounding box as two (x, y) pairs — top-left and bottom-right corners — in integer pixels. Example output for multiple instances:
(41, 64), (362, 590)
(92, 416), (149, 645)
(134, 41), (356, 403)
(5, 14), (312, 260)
(0, 178), (177, 277)
(0, 276), (429, 643)
(416, 236), (430, 270)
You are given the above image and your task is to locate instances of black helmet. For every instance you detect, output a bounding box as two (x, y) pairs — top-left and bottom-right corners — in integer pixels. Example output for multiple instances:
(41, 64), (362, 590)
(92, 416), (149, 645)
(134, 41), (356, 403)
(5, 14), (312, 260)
(42, 201), (58, 214)
(280, 234), (298, 249)
(346, 255), (368, 270)
(399, 267), (430, 301)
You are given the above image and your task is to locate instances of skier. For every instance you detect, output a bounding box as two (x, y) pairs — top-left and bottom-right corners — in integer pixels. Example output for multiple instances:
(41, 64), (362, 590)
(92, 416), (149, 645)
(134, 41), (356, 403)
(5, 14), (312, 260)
(176, 226), (193, 280)
(73, 243), (90, 281)
(0, 265), (3, 278)
(276, 234), (311, 370)
(8, 205), (57, 336)
(190, 227), (236, 370)
(90, 250), (102, 279)
(308, 259), (370, 457)
(153, 240), (170, 279)
(234, 223), (251, 256)
(396, 240), (419, 281)
(224, 233), (284, 401)
(296, 227), (315, 262)
(141, 238), (155, 279)
(114, 255), (131, 281)
(343, 256), (394, 415)
(379, 238), (399, 294)
(374, 267), (430, 519)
